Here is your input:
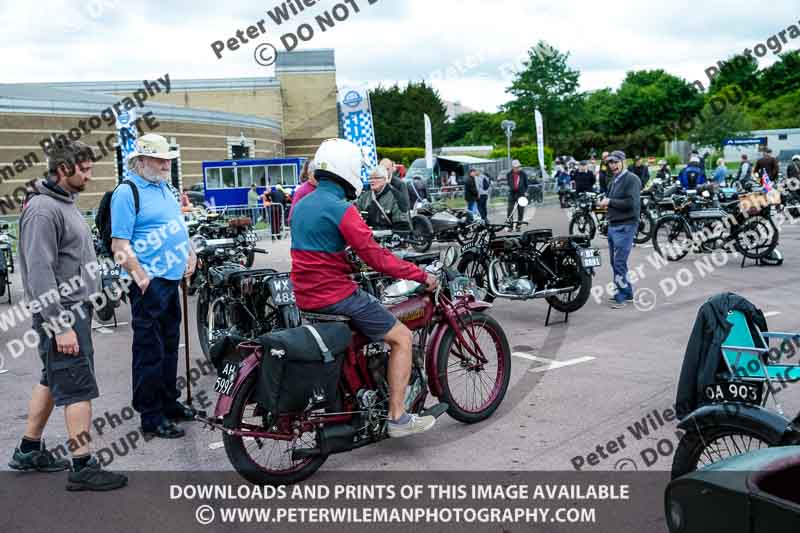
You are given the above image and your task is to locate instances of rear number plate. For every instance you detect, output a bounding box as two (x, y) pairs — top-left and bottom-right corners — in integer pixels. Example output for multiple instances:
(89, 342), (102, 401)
(214, 362), (239, 396)
(580, 248), (601, 268)
(704, 382), (763, 406)
(268, 276), (296, 306)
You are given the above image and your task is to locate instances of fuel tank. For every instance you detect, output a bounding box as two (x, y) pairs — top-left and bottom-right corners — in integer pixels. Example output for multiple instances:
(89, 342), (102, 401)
(387, 294), (434, 330)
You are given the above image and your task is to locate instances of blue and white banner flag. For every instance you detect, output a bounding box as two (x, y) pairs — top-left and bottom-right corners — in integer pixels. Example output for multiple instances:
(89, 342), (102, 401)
(338, 86), (378, 179)
(116, 109), (138, 182)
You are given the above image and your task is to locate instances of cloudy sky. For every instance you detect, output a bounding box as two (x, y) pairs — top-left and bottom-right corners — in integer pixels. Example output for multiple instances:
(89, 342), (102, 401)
(2, 0), (799, 112)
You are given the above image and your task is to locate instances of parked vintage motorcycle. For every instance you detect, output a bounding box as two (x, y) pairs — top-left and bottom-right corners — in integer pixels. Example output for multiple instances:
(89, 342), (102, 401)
(207, 248), (511, 485)
(410, 200), (481, 252)
(191, 235), (276, 357)
(188, 211), (260, 267)
(568, 192), (654, 244)
(652, 187), (779, 262)
(0, 222), (15, 302)
(458, 197), (599, 314)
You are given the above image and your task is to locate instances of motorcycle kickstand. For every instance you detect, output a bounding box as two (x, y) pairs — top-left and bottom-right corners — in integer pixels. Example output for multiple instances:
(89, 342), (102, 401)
(545, 302), (569, 327)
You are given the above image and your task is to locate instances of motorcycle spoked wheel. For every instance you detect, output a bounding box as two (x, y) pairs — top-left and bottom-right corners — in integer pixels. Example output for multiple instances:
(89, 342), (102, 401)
(671, 426), (779, 480)
(456, 254), (494, 303)
(196, 291), (227, 359)
(411, 217), (434, 253)
(545, 253), (592, 313)
(732, 216), (779, 260)
(569, 213), (596, 241)
(653, 216), (692, 262)
(223, 373), (328, 486)
(634, 211), (654, 244)
(436, 312), (511, 423)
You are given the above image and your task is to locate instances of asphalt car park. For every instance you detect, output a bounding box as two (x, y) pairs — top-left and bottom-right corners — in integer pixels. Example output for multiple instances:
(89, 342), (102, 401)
(1, 203), (799, 475)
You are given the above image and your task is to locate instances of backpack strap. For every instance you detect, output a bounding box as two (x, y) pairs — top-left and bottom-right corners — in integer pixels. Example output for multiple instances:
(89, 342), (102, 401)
(302, 325), (334, 363)
(121, 180), (140, 215)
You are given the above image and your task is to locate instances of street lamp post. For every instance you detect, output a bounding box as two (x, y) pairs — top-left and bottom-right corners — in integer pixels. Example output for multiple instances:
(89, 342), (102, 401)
(501, 120), (516, 170)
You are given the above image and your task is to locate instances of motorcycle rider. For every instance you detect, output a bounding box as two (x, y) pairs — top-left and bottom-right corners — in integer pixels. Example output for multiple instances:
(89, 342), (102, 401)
(356, 165), (408, 231)
(735, 154), (754, 187)
(655, 160), (672, 182)
(677, 156), (706, 190)
(291, 139), (438, 438)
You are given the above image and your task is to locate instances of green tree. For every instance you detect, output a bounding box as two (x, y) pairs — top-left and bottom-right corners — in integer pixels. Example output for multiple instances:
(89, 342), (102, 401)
(754, 50), (800, 100)
(444, 112), (507, 146)
(709, 54), (759, 95)
(749, 89), (800, 129)
(501, 41), (581, 150)
(688, 102), (752, 149)
(370, 82), (448, 147)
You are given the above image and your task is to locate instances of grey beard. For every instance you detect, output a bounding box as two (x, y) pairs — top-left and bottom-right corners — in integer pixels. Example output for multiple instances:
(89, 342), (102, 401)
(140, 169), (166, 183)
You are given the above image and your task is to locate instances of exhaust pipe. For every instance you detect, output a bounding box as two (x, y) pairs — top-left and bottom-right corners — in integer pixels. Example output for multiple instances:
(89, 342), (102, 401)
(487, 259), (577, 300)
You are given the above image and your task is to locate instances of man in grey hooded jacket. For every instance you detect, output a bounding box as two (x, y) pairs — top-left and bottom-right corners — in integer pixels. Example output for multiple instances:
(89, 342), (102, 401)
(8, 140), (127, 491)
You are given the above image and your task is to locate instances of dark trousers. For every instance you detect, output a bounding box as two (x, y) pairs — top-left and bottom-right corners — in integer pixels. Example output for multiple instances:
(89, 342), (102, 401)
(129, 278), (181, 429)
(477, 196), (489, 220)
(507, 192), (526, 224)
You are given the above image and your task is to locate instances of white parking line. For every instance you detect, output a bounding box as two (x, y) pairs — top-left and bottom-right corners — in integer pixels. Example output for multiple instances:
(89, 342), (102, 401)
(512, 352), (596, 373)
(764, 312), (782, 318)
(209, 441), (225, 450)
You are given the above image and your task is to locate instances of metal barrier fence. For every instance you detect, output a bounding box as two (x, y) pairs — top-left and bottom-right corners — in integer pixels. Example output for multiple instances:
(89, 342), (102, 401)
(205, 203), (288, 240)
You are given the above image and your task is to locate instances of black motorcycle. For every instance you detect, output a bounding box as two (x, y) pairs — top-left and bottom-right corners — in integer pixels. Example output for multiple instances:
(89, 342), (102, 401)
(410, 201), (481, 252)
(188, 211), (260, 268)
(652, 186), (778, 262)
(191, 236), (288, 358)
(91, 229), (126, 322)
(568, 192), (654, 245)
(458, 199), (599, 314)
(0, 223), (15, 303)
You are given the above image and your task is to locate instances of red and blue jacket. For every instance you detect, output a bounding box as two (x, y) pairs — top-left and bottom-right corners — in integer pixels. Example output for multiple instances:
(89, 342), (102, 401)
(290, 179), (427, 310)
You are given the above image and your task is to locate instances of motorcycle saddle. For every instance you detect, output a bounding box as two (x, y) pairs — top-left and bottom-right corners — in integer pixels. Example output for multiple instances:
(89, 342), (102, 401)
(225, 268), (281, 289)
(519, 228), (553, 246)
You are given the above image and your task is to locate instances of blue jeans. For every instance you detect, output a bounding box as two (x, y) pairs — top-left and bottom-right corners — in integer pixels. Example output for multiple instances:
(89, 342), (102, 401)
(250, 207), (260, 225)
(467, 200), (479, 215)
(607, 223), (637, 302)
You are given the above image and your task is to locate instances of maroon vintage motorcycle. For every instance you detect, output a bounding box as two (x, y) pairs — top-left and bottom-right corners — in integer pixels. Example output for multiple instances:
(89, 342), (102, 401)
(205, 249), (512, 485)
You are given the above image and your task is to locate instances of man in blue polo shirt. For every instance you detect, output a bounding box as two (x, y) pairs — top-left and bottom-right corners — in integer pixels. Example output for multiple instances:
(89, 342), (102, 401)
(111, 134), (196, 439)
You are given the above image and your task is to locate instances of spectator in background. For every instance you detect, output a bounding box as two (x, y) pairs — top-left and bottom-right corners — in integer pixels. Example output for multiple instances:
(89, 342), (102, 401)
(269, 186), (286, 239)
(712, 158), (728, 186)
(656, 160), (672, 182)
(573, 160), (596, 194)
(755, 148), (779, 181)
(465, 168), (480, 215)
(598, 152), (611, 193)
(289, 159), (317, 223)
(407, 173), (428, 208)
(736, 154), (753, 185)
(787, 155), (800, 182)
(380, 158), (410, 214)
(555, 160), (573, 208)
(180, 188), (192, 211)
(476, 170), (491, 220)
(678, 156), (706, 190)
(597, 150), (640, 309)
(356, 165), (408, 231)
(248, 184), (260, 225)
(631, 157), (650, 189)
(506, 160), (529, 227)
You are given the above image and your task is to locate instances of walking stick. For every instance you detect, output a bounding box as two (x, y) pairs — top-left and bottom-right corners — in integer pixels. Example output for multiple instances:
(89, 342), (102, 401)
(181, 277), (193, 407)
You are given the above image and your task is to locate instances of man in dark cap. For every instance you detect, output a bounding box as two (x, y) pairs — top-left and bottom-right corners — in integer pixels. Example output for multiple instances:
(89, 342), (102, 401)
(598, 151), (640, 309)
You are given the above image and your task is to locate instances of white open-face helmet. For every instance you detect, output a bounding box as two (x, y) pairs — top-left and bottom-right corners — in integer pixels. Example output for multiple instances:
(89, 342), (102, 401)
(793, 155), (800, 161)
(314, 138), (367, 198)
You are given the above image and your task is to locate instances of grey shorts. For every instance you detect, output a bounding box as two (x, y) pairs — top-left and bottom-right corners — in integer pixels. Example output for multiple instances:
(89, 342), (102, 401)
(33, 303), (99, 407)
(317, 289), (398, 342)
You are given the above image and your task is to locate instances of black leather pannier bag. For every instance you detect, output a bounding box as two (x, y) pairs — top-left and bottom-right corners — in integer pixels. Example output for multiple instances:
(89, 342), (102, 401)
(256, 323), (352, 420)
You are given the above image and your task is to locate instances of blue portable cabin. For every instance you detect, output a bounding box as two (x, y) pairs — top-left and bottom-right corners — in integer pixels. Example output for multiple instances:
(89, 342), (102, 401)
(202, 157), (306, 208)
